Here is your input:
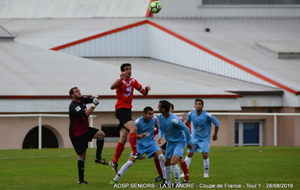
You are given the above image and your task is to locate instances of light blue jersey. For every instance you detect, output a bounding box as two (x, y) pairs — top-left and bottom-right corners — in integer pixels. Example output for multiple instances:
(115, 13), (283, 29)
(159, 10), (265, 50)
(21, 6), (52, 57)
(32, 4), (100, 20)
(135, 115), (158, 150)
(187, 110), (219, 142)
(158, 112), (191, 145)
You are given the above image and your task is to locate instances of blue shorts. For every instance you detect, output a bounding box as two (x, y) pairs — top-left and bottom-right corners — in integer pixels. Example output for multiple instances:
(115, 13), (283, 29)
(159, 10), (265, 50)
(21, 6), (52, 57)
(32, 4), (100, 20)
(165, 141), (186, 159)
(188, 139), (210, 153)
(135, 144), (160, 159)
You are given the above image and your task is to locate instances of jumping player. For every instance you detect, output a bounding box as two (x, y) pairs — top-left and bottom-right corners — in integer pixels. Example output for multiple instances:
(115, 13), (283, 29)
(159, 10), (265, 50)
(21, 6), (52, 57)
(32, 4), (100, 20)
(109, 63), (151, 174)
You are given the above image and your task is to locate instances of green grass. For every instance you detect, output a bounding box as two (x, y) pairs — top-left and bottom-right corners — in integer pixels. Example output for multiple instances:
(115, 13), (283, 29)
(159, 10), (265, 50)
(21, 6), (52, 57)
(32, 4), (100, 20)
(0, 146), (299, 190)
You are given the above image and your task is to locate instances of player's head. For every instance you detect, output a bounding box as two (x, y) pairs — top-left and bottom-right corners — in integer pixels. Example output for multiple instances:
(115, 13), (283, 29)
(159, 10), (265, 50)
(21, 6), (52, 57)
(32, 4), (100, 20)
(69, 87), (81, 99)
(194, 98), (204, 112)
(143, 106), (154, 121)
(120, 63), (132, 78)
(158, 100), (171, 113)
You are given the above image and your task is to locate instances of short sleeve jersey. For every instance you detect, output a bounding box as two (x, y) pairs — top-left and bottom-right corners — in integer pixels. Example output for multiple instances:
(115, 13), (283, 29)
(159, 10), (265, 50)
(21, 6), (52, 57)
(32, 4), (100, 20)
(69, 97), (92, 137)
(158, 112), (191, 145)
(135, 116), (157, 148)
(186, 110), (220, 141)
(114, 78), (142, 109)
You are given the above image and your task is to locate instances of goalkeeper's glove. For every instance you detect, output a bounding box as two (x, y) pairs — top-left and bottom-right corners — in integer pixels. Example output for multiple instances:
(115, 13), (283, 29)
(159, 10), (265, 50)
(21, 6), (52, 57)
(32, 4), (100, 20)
(90, 94), (98, 99)
(91, 98), (99, 108)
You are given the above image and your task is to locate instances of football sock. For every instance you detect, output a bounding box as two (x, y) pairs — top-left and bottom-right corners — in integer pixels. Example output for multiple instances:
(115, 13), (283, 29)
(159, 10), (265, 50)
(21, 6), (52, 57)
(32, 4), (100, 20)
(165, 166), (171, 183)
(77, 159), (85, 182)
(172, 164), (180, 184)
(129, 133), (137, 155)
(180, 161), (189, 180)
(113, 142), (125, 163)
(158, 154), (166, 178)
(96, 138), (104, 159)
(154, 158), (163, 177)
(113, 160), (134, 182)
(203, 158), (210, 174)
(185, 156), (192, 168)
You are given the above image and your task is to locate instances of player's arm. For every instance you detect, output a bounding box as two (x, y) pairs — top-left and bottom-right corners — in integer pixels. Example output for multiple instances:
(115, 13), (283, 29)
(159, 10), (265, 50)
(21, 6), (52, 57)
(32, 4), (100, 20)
(141, 86), (151, 95)
(110, 72), (125, 90)
(177, 119), (191, 146)
(157, 119), (164, 144)
(212, 126), (219, 141)
(210, 115), (220, 141)
(85, 96), (100, 117)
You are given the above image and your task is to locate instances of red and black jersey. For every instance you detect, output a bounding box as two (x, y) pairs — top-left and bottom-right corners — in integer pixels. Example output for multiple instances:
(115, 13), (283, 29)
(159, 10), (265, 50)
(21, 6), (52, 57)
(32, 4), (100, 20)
(114, 78), (143, 110)
(69, 97), (92, 137)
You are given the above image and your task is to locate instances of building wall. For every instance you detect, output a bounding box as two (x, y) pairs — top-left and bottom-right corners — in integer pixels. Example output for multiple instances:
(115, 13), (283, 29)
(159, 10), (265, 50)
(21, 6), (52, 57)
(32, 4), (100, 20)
(1, 108), (299, 150)
(154, 0), (300, 18)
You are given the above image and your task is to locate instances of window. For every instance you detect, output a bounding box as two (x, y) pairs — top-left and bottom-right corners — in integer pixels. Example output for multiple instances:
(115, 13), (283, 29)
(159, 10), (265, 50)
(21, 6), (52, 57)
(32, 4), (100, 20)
(235, 121), (263, 146)
(101, 124), (119, 137)
(200, 0), (300, 7)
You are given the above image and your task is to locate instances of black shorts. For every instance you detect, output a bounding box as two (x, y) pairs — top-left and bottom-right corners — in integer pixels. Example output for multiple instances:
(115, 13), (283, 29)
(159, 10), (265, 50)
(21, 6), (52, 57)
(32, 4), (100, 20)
(115, 108), (132, 131)
(70, 127), (99, 155)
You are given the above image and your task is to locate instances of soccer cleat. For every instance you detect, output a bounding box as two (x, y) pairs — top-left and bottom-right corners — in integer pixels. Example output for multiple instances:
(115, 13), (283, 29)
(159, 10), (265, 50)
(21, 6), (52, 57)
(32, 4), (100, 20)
(95, 158), (109, 165)
(109, 180), (117, 185)
(154, 176), (164, 182)
(77, 180), (88, 185)
(183, 180), (190, 183)
(131, 153), (145, 160)
(109, 161), (118, 174)
(204, 173), (209, 178)
(180, 173), (184, 178)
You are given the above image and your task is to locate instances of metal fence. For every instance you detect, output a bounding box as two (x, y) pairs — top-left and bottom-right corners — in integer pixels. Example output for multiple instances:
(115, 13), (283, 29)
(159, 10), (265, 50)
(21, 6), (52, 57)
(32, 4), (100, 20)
(0, 113), (300, 148)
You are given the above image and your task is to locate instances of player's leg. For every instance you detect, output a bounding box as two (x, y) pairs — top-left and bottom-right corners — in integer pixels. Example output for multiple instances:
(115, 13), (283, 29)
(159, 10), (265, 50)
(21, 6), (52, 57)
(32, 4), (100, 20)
(180, 157), (189, 182)
(124, 120), (145, 159)
(77, 152), (87, 184)
(201, 141), (210, 178)
(153, 150), (165, 182)
(171, 142), (185, 184)
(110, 157), (136, 184)
(180, 151), (195, 178)
(110, 127), (128, 173)
(71, 134), (89, 185)
(154, 142), (167, 181)
(93, 130), (108, 165)
(162, 142), (173, 186)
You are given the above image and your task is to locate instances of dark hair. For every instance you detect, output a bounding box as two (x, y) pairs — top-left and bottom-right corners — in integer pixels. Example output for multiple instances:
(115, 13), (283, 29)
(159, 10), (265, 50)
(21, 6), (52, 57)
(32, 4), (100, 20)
(69, 87), (78, 99)
(120, 63), (131, 71)
(195, 98), (204, 105)
(170, 103), (174, 110)
(143, 106), (153, 113)
(159, 100), (171, 112)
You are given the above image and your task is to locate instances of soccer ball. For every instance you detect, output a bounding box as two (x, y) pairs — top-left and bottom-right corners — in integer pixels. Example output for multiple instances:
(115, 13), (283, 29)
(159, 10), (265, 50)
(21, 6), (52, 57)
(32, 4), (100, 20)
(149, 1), (162, 14)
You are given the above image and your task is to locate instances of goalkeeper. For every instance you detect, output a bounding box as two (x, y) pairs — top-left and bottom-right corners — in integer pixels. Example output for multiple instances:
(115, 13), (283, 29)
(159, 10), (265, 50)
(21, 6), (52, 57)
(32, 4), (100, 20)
(68, 87), (108, 185)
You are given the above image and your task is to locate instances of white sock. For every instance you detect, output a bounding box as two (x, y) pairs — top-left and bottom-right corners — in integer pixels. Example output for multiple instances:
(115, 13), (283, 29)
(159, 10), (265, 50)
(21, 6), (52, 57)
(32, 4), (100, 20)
(158, 154), (166, 179)
(113, 160), (133, 181)
(203, 158), (210, 174)
(185, 156), (192, 168)
(172, 164), (180, 184)
(165, 166), (171, 183)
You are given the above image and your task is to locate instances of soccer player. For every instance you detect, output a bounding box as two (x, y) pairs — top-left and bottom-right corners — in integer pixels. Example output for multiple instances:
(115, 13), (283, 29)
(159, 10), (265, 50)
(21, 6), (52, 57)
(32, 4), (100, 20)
(68, 87), (108, 185)
(154, 103), (191, 183)
(109, 63), (151, 174)
(109, 106), (165, 184)
(157, 100), (192, 187)
(182, 98), (220, 178)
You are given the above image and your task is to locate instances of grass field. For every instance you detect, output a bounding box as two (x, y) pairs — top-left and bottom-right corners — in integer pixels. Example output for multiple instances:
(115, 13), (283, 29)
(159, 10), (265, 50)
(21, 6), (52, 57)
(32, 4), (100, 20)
(0, 146), (299, 190)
